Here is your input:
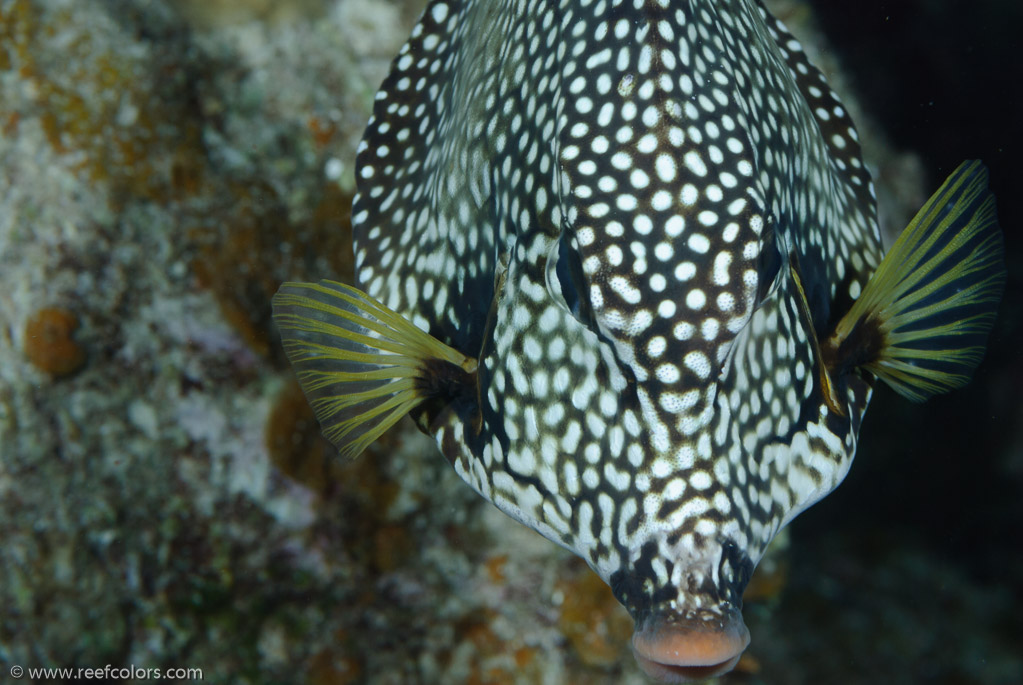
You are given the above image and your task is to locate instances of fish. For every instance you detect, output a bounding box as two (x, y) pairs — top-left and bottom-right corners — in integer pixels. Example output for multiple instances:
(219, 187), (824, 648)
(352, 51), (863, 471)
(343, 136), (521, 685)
(272, 0), (1005, 680)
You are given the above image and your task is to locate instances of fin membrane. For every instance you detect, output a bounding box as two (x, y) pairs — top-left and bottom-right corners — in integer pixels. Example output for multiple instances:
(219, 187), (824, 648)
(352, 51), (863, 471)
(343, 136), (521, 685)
(825, 160), (1005, 402)
(272, 280), (477, 459)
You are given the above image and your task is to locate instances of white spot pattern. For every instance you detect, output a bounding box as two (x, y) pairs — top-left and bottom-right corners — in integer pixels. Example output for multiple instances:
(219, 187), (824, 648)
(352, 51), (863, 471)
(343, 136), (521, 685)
(351, 0), (883, 629)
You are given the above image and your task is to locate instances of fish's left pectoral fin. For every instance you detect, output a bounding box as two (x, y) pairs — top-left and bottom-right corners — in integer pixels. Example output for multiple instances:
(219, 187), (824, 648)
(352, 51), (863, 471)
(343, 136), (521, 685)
(272, 280), (477, 460)
(826, 160), (1006, 402)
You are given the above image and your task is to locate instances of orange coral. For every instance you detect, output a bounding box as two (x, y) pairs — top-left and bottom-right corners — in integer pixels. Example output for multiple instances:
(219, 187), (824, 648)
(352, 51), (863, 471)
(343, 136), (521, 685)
(307, 115), (337, 148)
(1, 0), (208, 207)
(306, 635), (363, 685)
(24, 307), (86, 378)
(265, 379), (337, 492)
(743, 555), (789, 604)
(556, 561), (633, 668)
(192, 182), (355, 359)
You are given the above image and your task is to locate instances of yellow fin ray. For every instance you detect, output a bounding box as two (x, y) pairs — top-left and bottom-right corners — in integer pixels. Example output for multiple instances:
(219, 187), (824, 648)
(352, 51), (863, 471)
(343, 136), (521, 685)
(825, 160), (1005, 402)
(272, 280), (477, 459)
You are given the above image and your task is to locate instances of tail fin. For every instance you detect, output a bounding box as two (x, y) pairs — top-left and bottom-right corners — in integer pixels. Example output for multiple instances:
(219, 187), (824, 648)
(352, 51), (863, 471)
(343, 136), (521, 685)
(824, 160), (1005, 402)
(272, 281), (477, 459)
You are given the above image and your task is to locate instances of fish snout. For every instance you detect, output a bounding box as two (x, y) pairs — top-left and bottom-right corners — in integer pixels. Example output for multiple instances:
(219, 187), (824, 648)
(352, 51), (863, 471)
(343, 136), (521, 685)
(630, 607), (750, 683)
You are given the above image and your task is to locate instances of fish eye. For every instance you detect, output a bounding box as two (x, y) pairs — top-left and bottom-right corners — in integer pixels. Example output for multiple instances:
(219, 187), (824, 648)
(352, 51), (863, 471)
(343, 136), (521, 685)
(555, 232), (582, 315)
(546, 230), (597, 330)
(755, 223), (783, 306)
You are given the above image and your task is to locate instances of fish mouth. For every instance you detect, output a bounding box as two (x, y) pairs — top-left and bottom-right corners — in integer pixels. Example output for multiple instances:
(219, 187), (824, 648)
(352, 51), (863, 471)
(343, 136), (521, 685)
(630, 608), (750, 683)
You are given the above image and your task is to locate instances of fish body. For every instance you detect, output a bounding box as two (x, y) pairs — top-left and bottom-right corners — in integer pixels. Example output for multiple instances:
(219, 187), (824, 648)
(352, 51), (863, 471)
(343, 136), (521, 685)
(273, 0), (1004, 680)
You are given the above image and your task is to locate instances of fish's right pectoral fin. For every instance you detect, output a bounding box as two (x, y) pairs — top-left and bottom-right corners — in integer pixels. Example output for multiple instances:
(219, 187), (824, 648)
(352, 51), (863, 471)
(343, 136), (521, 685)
(826, 160), (1006, 402)
(272, 280), (477, 460)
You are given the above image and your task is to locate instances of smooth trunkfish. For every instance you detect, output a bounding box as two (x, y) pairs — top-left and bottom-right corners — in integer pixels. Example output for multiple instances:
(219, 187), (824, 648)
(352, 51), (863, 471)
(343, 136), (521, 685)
(272, 0), (1005, 680)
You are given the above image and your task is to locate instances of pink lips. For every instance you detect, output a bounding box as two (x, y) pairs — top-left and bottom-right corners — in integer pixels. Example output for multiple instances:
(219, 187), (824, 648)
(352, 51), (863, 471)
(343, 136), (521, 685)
(631, 611), (750, 683)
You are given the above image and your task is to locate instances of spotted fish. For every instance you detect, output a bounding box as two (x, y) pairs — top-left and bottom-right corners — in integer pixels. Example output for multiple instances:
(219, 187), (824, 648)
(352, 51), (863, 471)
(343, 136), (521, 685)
(272, 0), (1005, 680)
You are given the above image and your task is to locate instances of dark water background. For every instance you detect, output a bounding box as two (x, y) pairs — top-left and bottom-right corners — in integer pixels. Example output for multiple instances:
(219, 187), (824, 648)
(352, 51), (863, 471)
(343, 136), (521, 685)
(762, 1), (1023, 681)
(805, 0), (1023, 585)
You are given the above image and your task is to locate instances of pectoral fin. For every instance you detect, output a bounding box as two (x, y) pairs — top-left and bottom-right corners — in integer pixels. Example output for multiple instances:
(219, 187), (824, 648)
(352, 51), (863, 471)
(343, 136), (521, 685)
(272, 280), (477, 459)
